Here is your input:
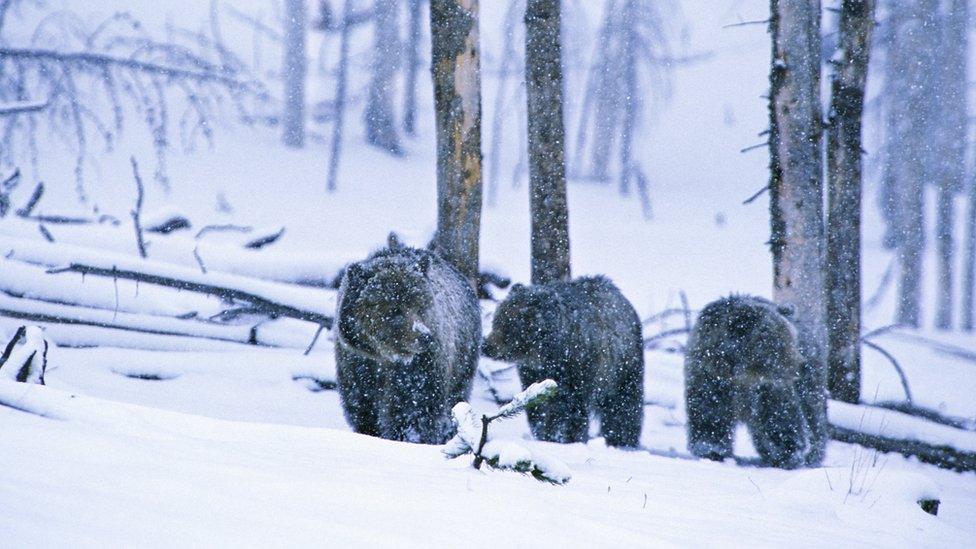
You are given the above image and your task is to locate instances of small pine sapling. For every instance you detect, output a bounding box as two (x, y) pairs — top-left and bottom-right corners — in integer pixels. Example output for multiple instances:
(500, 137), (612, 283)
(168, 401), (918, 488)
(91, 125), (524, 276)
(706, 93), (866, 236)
(0, 326), (51, 385)
(442, 379), (571, 484)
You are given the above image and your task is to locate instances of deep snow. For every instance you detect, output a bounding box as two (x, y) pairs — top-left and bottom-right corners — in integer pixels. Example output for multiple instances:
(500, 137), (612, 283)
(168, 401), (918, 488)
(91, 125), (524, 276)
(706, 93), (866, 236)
(1, 0), (975, 547)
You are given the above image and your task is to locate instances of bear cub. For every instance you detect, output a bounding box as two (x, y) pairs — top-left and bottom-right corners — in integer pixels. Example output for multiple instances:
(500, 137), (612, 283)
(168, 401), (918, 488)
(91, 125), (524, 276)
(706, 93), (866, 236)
(483, 276), (644, 448)
(684, 295), (811, 468)
(334, 234), (481, 444)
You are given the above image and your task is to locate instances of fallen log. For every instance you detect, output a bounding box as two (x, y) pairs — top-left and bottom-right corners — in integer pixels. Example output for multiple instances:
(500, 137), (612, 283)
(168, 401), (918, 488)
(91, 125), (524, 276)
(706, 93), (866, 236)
(46, 263), (333, 328)
(829, 424), (976, 473)
(828, 399), (976, 472)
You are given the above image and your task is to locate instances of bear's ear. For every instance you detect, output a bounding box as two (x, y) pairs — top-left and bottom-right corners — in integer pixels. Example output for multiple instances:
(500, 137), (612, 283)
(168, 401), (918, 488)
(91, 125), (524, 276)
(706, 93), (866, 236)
(387, 231), (403, 250)
(417, 254), (431, 275)
(510, 283), (525, 293)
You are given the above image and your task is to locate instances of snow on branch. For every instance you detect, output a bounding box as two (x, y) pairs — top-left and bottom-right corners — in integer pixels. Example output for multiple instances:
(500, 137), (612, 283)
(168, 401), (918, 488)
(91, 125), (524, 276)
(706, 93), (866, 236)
(443, 379), (569, 484)
(0, 8), (267, 199)
(0, 99), (49, 115)
(0, 47), (253, 88)
(0, 325), (50, 384)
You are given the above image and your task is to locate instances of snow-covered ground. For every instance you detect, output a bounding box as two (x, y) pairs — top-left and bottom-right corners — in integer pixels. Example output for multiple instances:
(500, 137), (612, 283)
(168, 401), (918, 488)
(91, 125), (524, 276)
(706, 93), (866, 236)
(1, 0), (975, 546)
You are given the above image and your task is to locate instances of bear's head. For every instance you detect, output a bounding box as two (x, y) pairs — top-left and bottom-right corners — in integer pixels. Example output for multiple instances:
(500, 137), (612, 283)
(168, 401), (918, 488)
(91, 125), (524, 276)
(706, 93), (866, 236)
(482, 283), (546, 362)
(339, 254), (433, 363)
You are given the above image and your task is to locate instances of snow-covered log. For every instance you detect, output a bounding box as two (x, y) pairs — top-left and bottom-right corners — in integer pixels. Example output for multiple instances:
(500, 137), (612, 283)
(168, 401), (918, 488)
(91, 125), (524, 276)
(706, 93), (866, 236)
(829, 400), (976, 472)
(0, 235), (334, 328)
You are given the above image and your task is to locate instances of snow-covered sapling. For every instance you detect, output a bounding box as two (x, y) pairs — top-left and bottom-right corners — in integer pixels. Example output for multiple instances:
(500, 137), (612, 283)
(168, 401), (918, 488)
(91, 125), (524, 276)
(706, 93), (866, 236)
(0, 326), (51, 385)
(443, 379), (571, 484)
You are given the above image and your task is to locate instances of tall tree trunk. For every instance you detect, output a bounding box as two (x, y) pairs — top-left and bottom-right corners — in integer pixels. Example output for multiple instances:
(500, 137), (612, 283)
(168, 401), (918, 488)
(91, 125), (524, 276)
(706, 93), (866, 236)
(326, 0), (354, 192)
(403, 0), (424, 136)
(936, 187), (956, 330)
(618, 0), (638, 198)
(525, 0), (570, 285)
(826, 0), (875, 404)
(282, 0), (307, 148)
(768, 0), (827, 466)
(365, 0), (403, 155)
(430, 0), (483, 287)
(964, 179), (976, 331)
(936, 0), (968, 330)
(889, 0), (935, 328)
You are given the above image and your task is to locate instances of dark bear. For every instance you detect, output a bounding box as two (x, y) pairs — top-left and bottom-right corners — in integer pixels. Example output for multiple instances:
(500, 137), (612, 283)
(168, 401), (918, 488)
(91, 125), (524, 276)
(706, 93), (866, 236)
(482, 276), (644, 448)
(334, 234), (481, 444)
(684, 295), (811, 469)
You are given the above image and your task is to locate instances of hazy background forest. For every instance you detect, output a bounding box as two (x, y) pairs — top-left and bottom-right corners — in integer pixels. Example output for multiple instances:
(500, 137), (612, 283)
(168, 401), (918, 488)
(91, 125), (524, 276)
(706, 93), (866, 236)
(1, 0), (975, 546)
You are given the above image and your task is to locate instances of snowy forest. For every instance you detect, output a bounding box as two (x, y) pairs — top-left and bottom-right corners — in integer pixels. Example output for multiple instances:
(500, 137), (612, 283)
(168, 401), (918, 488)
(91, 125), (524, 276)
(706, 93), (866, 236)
(1, 0), (975, 546)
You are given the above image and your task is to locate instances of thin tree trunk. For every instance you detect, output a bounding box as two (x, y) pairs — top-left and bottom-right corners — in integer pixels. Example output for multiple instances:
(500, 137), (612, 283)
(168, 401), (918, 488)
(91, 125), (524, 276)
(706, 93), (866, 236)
(430, 0), (483, 286)
(326, 0), (354, 192)
(525, 0), (570, 285)
(892, 0), (935, 328)
(768, 0), (827, 466)
(618, 0), (638, 198)
(282, 0), (307, 148)
(486, 0), (522, 208)
(588, 4), (623, 183)
(365, 0), (403, 155)
(936, 186), (956, 330)
(826, 0), (874, 404)
(403, 0), (424, 136)
(936, 0), (968, 330)
(964, 179), (976, 331)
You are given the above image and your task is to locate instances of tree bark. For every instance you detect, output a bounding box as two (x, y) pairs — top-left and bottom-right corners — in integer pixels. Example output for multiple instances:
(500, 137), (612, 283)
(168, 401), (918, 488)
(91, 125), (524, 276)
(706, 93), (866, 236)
(826, 0), (874, 404)
(365, 0), (403, 154)
(282, 0), (307, 148)
(768, 0), (828, 466)
(525, 0), (571, 285)
(430, 0), (483, 286)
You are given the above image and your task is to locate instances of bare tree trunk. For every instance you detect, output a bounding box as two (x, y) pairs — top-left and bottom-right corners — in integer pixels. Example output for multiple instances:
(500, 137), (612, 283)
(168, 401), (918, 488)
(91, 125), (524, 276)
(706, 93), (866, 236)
(430, 0), (483, 286)
(402, 0), (424, 136)
(282, 0), (307, 148)
(964, 179), (976, 331)
(588, 3), (623, 183)
(936, 187), (956, 330)
(768, 0), (827, 466)
(365, 0), (403, 155)
(889, 0), (936, 328)
(326, 0), (354, 192)
(935, 0), (968, 330)
(618, 0), (638, 197)
(525, 0), (570, 285)
(826, 0), (874, 404)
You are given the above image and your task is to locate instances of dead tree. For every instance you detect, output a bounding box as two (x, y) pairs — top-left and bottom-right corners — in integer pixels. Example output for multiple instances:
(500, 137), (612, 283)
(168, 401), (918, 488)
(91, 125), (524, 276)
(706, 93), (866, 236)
(965, 176), (976, 331)
(402, 0), (425, 136)
(429, 0), (483, 287)
(934, 0), (968, 330)
(825, 0), (875, 403)
(0, 9), (259, 201)
(525, 0), (570, 284)
(768, 0), (827, 466)
(325, 0), (357, 192)
(364, 0), (403, 154)
(282, 0), (308, 148)
(878, 1), (937, 328)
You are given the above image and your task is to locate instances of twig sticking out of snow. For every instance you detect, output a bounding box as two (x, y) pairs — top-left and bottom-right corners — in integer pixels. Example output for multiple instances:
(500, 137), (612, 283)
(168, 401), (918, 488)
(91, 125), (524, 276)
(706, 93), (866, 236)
(0, 325), (50, 384)
(130, 157), (149, 259)
(443, 380), (568, 484)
